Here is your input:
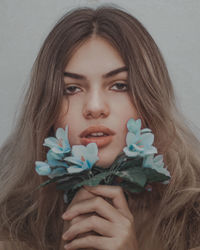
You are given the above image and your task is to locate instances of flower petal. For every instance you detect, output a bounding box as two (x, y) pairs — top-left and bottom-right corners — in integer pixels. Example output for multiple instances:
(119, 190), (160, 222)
(131, 143), (144, 152)
(154, 166), (171, 177)
(84, 143), (99, 166)
(142, 155), (154, 168)
(141, 128), (152, 133)
(47, 150), (69, 167)
(64, 156), (83, 166)
(138, 133), (154, 147)
(67, 166), (84, 173)
(51, 147), (65, 154)
(56, 127), (65, 140)
(47, 150), (64, 161)
(71, 145), (87, 159)
(143, 146), (157, 156)
(154, 155), (163, 164)
(127, 118), (141, 133)
(43, 137), (59, 149)
(86, 143), (98, 155)
(48, 167), (67, 178)
(126, 132), (139, 146)
(35, 161), (51, 175)
(123, 147), (139, 157)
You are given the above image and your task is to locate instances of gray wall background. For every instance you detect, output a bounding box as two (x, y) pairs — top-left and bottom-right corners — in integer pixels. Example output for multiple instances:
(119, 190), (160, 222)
(0, 0), (200, 145)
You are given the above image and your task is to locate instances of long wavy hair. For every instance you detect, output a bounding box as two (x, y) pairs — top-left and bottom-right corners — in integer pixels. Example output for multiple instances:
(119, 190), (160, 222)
(0, 4), (200, 250)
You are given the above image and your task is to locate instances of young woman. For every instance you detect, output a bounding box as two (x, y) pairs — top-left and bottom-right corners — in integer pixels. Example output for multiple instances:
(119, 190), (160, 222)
(0, 5), (200, 250)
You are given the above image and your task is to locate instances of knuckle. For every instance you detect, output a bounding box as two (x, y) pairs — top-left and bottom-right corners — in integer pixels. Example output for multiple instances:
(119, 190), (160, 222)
(71, 216), (80, 225)
(90, 215), (98, 225)
(94, 196), (102, 206)
(115, 186), (124, 196)
(71, 214), (90, 225)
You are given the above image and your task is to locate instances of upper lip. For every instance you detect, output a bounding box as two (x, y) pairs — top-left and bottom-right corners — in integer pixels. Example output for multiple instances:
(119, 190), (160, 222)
(79, 125), (116, 138)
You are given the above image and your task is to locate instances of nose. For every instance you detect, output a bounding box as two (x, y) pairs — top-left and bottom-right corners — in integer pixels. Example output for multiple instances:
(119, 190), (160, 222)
(82, 89), (110, 119)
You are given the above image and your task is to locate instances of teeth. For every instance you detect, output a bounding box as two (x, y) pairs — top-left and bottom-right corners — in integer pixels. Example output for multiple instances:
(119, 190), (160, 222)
(91, 132), (104, 136)
(86, 132), (107, 137)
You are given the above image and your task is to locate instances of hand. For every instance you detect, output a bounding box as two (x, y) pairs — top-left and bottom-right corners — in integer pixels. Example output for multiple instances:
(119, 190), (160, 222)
(62, 185), (139, 250)
(61, 186), (102, 250)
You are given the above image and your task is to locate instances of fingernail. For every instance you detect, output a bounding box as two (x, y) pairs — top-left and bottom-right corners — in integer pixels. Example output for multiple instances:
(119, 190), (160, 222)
(64, 244), (71, 249)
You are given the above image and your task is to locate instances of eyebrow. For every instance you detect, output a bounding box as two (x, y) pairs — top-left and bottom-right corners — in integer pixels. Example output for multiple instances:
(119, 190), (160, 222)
(63, 66), (128, 80)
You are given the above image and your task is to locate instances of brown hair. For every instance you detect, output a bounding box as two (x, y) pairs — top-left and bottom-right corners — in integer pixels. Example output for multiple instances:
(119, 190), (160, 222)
(0, 4), (200, 250)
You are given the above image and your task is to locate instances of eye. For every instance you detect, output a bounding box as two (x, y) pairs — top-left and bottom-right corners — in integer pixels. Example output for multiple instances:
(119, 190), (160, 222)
(63, 85), (82, 95)
(110, 82), (128, 91)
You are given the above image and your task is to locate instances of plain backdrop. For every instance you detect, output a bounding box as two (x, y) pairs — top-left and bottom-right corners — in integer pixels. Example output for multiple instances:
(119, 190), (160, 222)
(0, 0), (200, 145)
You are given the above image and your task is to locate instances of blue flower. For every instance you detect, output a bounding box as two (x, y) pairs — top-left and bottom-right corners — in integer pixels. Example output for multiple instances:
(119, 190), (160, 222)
(123, 131), (157, 157)
(142, 154), (171, 178)
(64, 143), (99, 173)
(47, 167), (68, 179)
(127, 118), (152, 135)
(43, 125), (71, 154)
(46, 150), (69, 178)
(47, 150), (68, 167)
(35, 161), (51, 176)
(35, 160), (68, 178)
(127, 118), (141, 135)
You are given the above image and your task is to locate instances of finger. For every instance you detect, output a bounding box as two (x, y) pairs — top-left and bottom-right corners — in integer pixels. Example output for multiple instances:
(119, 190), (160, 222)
(64, 235), (111, 250)
(62, 196), (123, 223)
(69, 211), (103, 227)
(83, 185), (133, 220)
(62, 214), (113, 241)
(70, 214), (92, 226)
(67, 187), (96, 210)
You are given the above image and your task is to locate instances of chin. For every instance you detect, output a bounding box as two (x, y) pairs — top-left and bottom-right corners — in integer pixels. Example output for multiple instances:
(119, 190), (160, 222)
(96, 150), (118, 168)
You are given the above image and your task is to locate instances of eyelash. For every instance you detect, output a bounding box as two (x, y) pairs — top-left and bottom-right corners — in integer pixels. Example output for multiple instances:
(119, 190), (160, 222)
(63, 82), (128, 95)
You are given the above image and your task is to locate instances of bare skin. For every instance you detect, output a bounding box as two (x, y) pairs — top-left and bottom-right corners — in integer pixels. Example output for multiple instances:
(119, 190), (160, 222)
(61, 185), (139, 250)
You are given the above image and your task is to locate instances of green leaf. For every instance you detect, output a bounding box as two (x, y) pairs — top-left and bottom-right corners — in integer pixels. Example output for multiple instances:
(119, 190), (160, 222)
(142, 168), (170, 183)
(116, 157), (143, 172)
(56, 171), (111, 191)
(115, 168), (147, 188)
(73, 171), (111, 189)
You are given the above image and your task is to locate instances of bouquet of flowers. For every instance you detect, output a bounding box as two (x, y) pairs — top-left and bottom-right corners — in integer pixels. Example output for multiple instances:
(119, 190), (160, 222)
(35, 118), (170, 204)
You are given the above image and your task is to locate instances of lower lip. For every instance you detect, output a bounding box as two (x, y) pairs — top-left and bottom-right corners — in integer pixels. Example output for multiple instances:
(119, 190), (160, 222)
(80, 135), (114, 148)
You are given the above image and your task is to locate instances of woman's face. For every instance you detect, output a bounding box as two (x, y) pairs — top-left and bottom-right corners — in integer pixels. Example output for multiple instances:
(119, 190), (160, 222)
(55, 36), (139, 168)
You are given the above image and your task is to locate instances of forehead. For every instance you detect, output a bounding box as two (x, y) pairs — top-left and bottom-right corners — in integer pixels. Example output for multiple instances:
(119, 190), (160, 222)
(64, 36), (127, 78)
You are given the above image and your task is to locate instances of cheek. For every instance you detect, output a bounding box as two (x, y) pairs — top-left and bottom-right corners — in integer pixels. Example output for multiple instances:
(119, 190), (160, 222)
(112, 95), (138, 120)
